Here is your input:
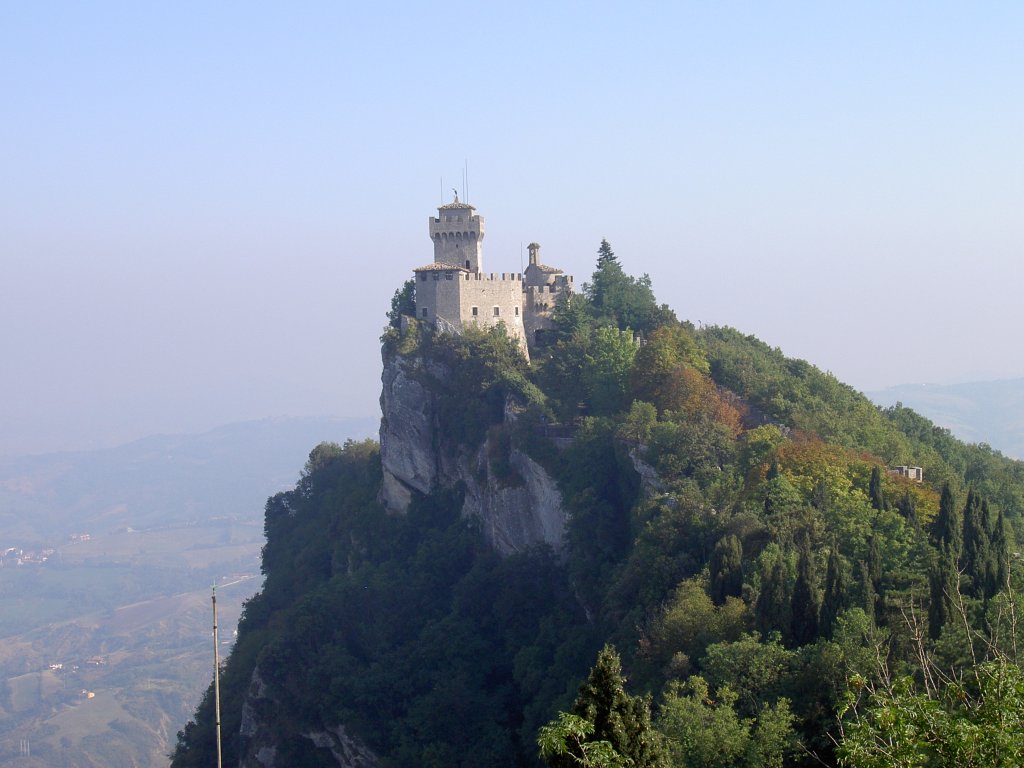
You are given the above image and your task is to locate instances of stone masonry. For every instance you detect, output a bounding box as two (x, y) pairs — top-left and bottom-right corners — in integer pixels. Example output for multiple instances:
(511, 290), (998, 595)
(413, 195), (573, 358)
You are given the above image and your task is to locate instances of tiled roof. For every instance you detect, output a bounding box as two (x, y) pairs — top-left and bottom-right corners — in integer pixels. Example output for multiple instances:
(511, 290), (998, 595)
(438, 201), (476, 211)
(534, 264), (563, 273)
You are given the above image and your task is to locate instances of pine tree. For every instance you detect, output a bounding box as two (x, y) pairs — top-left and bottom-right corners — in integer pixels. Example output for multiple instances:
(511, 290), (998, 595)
(790, 539), (820, 646)
(931, 483), (962, 562)
(542, 645), (666, 768)
(819, 546), (850, 639)
(709, 534), (744, 605)
(588, 240), (623, 314)
(584, 239), (673, 333)
(868, 466), (886, 511)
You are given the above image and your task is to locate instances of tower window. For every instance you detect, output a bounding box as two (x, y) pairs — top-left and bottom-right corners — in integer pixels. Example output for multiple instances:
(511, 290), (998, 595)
(445, 272), (453, 280)
(493, 306), (500, 317)
(465, 260), (470, 269)
(421, 308), (428, 318)
(419, 273), (427, 281)
(471, 306), (478, 317)
(515, 306), (520, 316)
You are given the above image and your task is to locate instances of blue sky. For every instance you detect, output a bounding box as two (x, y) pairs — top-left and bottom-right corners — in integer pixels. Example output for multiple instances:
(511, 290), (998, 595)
(2, 2), (1022, 454)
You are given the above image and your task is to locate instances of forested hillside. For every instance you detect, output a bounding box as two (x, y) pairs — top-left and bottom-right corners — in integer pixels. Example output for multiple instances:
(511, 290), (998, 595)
(172, 242), (1024, 768)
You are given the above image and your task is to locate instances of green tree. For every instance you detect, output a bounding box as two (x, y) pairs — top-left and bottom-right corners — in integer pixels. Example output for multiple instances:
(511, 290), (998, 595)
(790, 539), (820, 647)
(710, 535), (744, 605)
(541, 645), (666, 768)
(928, 545), (959, 640)
(584, 326), (640, 416)
(853, 560), (877, 626)
(868, 466), (886, 511)
(629, 324), (711, 416)
(838, 660), (1024, 767)
(992, 507), (1009, 597)
(866, 533), (883, 622)
(657, 676), (795, 768)
(584, 240), (674, 333)
(962, 488), (992, 599)
(896, 490), (918, 528)
(387, 278), (416, 328)
(538, 714), (633, 768)
(756, 546), (792, 639)
(931, 483), (962, 561)
(819, 547), (850, 640)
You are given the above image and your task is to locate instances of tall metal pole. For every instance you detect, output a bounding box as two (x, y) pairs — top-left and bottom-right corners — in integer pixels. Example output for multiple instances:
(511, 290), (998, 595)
(213, 585), (223, 768)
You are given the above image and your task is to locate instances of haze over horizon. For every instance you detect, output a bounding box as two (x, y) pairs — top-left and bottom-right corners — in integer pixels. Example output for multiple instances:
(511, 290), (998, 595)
(4, 3), (1022, 457)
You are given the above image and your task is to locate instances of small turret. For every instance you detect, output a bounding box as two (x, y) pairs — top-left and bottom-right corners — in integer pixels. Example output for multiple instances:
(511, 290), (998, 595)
(527, 242), (541, 266)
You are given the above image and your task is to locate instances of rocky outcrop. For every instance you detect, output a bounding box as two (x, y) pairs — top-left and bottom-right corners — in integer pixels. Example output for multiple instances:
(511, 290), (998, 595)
(237, 666), (380, 768)
(625, 443), (666, 499)
(379, 349), (567, 554)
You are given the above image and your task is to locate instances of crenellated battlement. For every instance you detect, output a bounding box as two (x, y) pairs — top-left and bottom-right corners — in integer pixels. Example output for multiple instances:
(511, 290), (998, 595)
(413, 195), (573, 360)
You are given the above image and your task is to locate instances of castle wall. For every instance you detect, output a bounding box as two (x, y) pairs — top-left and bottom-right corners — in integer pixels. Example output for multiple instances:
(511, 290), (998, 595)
(523, 276), (573, 341)
(416, 271), (529, 358)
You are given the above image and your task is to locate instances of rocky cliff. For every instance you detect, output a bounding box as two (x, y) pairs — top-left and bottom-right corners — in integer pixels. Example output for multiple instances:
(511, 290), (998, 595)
(379, 347), (567, 554)
(237, 666), (380, 767)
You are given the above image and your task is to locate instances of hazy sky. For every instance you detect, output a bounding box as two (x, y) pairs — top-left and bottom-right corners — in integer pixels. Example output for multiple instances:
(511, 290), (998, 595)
(3, 2), (1022, 456)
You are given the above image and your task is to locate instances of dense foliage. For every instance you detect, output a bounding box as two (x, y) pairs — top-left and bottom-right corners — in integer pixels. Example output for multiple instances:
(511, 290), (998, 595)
(174, 240), (1024, 767)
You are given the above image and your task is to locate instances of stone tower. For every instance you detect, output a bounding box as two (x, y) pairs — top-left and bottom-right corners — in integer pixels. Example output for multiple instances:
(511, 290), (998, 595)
(429, 193), (484, 272)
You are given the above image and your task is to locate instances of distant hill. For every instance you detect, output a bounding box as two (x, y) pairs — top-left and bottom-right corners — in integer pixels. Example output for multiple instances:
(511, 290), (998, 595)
(0, 415), (380, 544)
(0, 415), (378, 768)
(868, 379), (1024, 460)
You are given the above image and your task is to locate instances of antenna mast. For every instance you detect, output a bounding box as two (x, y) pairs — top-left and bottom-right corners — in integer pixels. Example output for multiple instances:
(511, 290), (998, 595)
(212, 585), (223, 768)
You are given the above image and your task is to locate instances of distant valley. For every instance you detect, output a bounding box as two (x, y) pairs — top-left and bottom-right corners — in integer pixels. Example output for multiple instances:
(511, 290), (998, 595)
(868, 378), (1024, 460)
(0, 415), (377, 767)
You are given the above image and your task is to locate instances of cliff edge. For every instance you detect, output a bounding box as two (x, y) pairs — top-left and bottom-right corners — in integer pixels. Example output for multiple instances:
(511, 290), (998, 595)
(378, 340), (566, 554)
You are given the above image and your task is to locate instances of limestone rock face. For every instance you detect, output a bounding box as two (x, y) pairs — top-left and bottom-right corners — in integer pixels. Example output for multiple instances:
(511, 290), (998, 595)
(379, 348), (567, 554)
(237, 666), (380, 768)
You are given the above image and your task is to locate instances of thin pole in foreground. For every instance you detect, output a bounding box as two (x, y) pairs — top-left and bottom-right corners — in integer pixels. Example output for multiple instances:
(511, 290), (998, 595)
(213, 584), (223, 768)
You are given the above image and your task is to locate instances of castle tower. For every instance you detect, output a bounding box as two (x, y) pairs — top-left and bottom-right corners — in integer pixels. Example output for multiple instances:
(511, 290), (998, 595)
(429, 192), (484, 272)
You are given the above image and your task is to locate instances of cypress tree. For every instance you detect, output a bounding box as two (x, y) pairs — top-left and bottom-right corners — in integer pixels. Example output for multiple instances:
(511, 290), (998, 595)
(979, 499), (1003, 600)
(993, 508), (1009, 597)
(790, 539), (820, 646)
(819, 546), (850, 639)
(865, 534), (886, 625)
(929, 546), (959, 640)
(930, 483), (962, 562)
(868, 466), (886, 511)
(756, 554), (791, 639)
(896, 491), (918, 528)
(709, 534), (744, 605)
(854, 559), (877, 626)
(548, 645), (666, 768)
(962, 489), (991, 598)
